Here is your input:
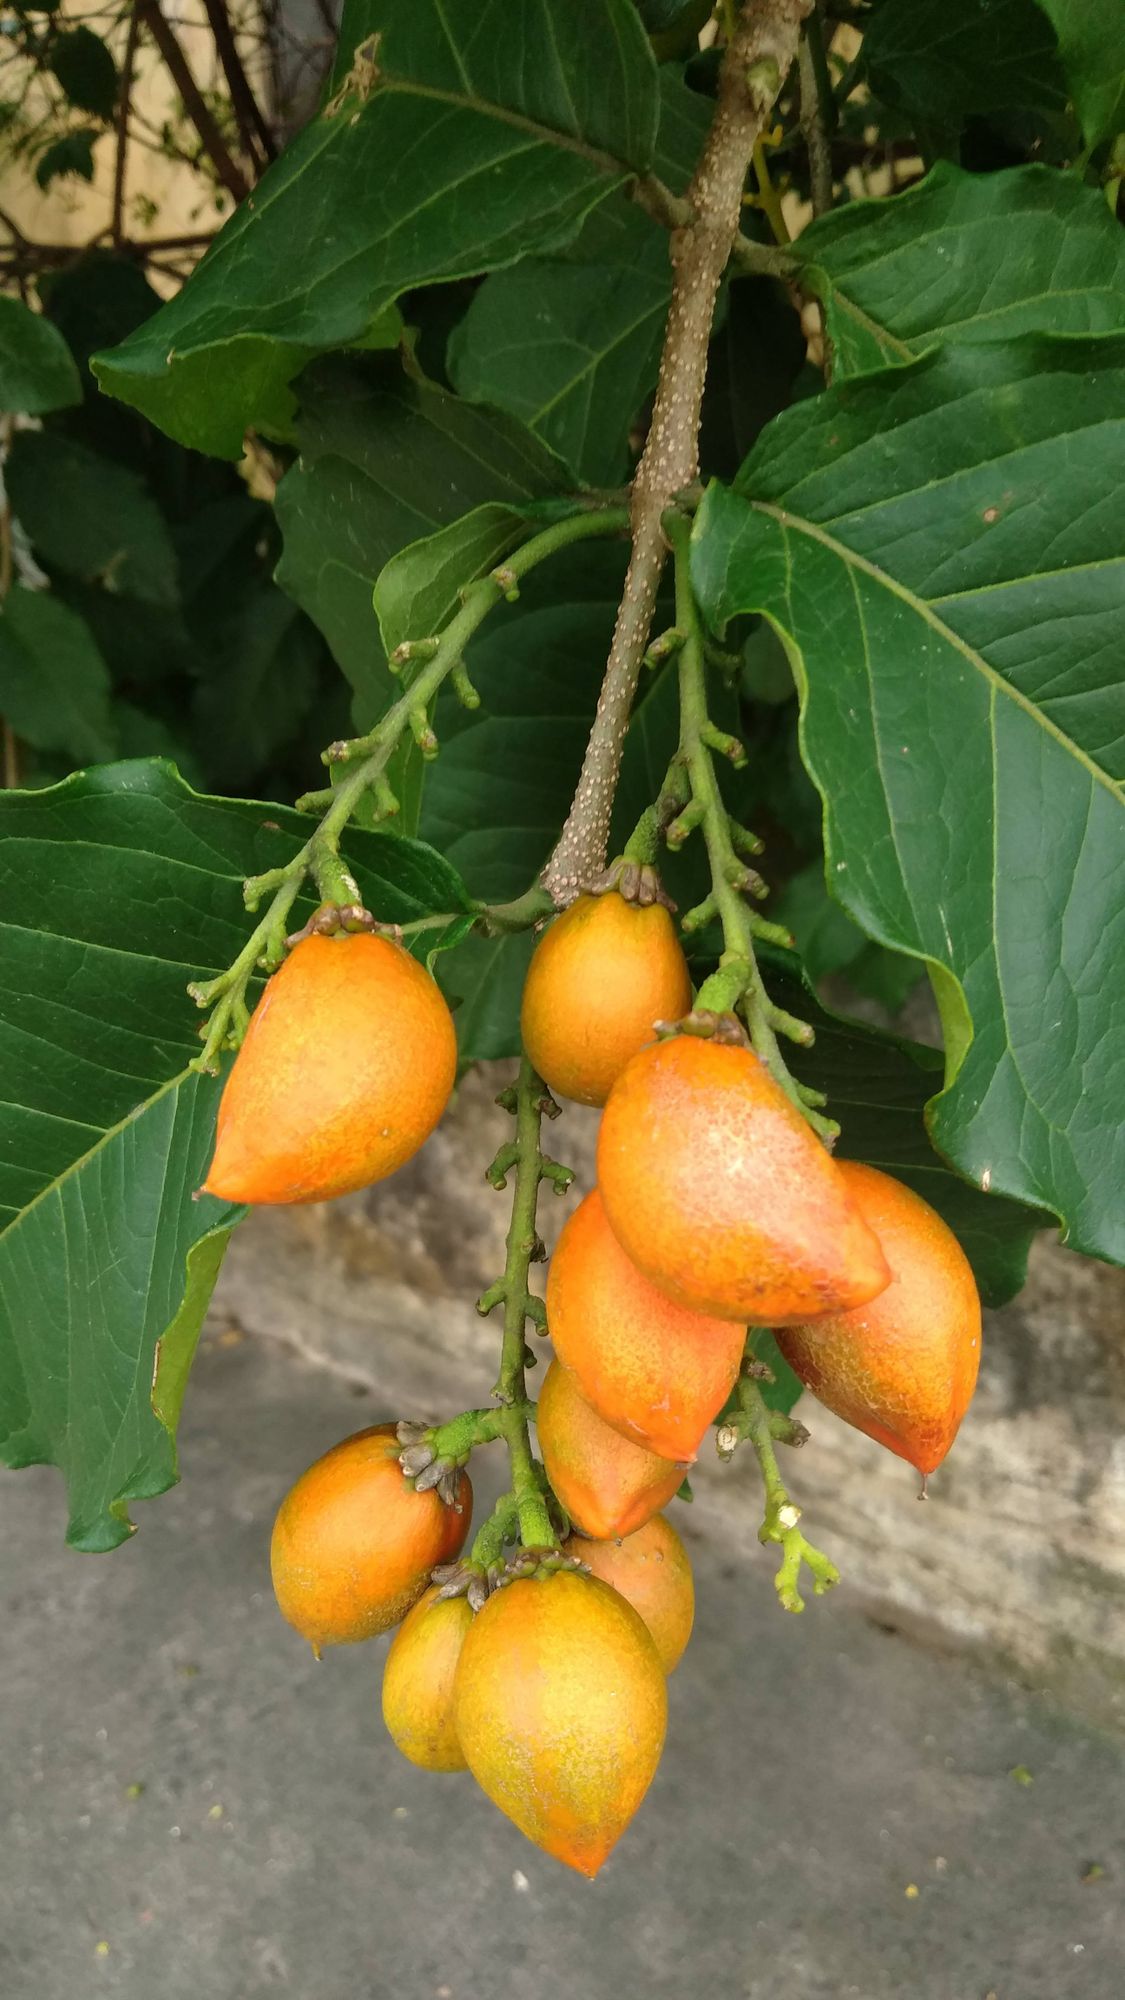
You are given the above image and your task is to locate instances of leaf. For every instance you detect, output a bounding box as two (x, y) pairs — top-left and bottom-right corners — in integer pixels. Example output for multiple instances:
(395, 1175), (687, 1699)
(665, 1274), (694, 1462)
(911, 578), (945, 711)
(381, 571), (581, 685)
(191, 589), (321, 790)
(1036, 0), (1125, 149)
(759, 952), (1042, 1308)
(0, 294), (81, 415)
(0, 760), (474, 1548)
(5, 431), (179, 605)
(92, 0), (660, 456)
(0, 586), (117, 762)
(446, 73), (708, 483)
(774, 862), (922, 1012)
(275, 353), (568, 835)
(438, 929), (537, 1064)
(46, 25), (118, 120)
(799, 163), (1125, 377)
(863, 0), (1068, 138)
(34, 127), (98, 190)
(692, 336), (1125, 1266)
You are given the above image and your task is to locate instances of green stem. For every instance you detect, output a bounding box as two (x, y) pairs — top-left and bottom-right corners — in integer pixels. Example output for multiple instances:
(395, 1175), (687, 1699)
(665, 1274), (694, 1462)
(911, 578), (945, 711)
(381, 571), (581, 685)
(665, 512), (837, 1143)
(188, 505), (629, 1070)
(481, 1055), (564, 1547)
(721, 1363), (838, 1615)
(469, 1491), (522, 1572)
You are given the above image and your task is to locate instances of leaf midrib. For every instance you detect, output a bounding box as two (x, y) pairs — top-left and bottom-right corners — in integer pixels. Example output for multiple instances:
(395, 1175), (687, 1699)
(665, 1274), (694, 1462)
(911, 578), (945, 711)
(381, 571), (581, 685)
(751, 498), (1125, 804)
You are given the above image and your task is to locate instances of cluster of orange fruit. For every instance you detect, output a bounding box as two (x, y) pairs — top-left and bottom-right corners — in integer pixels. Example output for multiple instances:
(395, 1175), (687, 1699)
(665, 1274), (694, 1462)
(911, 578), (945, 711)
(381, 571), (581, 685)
(204, 884), (982, 1875)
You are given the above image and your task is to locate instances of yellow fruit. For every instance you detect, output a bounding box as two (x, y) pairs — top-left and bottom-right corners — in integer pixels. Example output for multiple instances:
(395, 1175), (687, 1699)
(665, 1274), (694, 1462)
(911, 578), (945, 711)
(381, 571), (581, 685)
(453, 1568), (667, 1876)
(565, 1514), (694, 1673)
(598, 1034), (890, 1323)
(270, 1425), (471, 1649)
(382, 1585), (472, 1771)
(520, 889), (692, 1106)
(205, 931), (457, 1204)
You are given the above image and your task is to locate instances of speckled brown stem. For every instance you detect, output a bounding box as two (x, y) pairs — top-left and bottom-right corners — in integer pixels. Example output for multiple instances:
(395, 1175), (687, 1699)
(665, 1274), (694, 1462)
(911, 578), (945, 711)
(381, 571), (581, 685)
(541, 0), (810, 905)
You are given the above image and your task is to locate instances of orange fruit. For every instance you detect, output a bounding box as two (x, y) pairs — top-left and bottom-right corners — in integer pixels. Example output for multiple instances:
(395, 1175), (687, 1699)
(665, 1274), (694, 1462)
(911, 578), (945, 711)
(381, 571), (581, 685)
(452, 1568), (667, 1876)
(382, 1584), (473, 1771)
(204, 931), (457, 1204)
(546, 1188), (745, 1460)
(565, 1514), (694, 1673)
(597, 1035), (890, 1323)
(520, 889), (691, 1106)
(777, 1163), (982, 1475)
(270, 1425), (471, 1650)
(536, 1360), (685, 1538)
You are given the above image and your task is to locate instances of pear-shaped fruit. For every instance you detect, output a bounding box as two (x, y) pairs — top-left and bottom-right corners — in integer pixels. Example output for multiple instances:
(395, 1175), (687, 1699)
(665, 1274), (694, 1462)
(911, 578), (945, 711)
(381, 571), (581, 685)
(270, 1425), (471, 1649)
(597, 1035), (890, 1323)
(382, 1584), (472, 1771)
(520, 889), (691, 1106)
(777, 1163), (982, 1475)
(453, 1568), (667, 1876)
(536, 1360), (685, 1538)
(547, 1188), (745, 1460)
(565, 1514), (694, 1673)
(205, 931), (457, 1204)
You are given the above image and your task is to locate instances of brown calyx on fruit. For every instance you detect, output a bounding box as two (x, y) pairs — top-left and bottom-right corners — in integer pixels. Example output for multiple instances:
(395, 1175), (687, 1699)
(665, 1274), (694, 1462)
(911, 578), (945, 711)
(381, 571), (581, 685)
(587, 857), (676, 911)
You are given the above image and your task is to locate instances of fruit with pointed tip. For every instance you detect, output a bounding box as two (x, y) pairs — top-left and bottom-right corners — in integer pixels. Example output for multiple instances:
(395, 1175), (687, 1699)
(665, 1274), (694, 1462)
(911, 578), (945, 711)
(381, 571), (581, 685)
(547, 1188), (745, 1460)
(565, 1513), (694, 1673)
(382, 1584), (472, 1771)
(452, 1567), (667, 1876)
(536, 1360), (685, 1539)
(597, 1035), (890, 1323)
(520, 889), (692, 1107)
(204, 931), (457, 1205)
(270, 1425), (471, 1650)
(777, 1163), (982, 1476)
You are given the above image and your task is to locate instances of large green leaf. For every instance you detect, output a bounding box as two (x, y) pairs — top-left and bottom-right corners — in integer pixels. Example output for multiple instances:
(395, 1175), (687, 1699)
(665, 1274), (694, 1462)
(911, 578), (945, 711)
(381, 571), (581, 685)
(797, 163), (1125, 377)
(1037, 0), (1125, 148)
(692, 336), (1125, 1267)
(446, 72), (709, 483)
(92, 0), (660, 456)
(863, 0), (1068, 138)
(0, 294), (81, 415)
(0, 761), (474, 1549)
(0, 586), (117, 763)
(6, 431), (179, 605)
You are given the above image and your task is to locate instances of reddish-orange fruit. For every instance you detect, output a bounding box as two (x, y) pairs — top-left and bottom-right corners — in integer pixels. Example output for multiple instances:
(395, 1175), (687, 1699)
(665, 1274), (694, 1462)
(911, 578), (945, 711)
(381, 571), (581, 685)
(547, 1189), (744, 1460)
(520, 889), (692, 1106)
(270, 1425), (471, 1650)
(382, 1585), (472, 1771)
(597, 1035), (890, 1324)
(536, 1360), (685, 1539)
(564, 1514), (694, 1674)
(453, 1568), (667, 1876)
(777, 1163), (982, 1476)
(204, 931), (457, 1205)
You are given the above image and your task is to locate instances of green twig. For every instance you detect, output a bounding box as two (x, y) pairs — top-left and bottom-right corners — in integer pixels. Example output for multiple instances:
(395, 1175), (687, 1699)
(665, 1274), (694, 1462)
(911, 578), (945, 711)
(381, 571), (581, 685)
(717, 1357), (837, 1614)
(664, 512), (837, 1142)
(187, 506), (629, 1070)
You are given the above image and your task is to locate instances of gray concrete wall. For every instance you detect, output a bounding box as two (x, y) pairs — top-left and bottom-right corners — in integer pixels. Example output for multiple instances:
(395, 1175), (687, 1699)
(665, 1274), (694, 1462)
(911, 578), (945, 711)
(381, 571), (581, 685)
(210, 1066), (1125, 1727)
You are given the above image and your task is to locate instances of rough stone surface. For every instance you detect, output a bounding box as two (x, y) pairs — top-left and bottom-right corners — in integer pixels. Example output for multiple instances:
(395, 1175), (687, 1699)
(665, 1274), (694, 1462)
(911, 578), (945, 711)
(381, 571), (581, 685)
(2, 1332), (1123, 2000)
(210, 1067), (1125, 1724)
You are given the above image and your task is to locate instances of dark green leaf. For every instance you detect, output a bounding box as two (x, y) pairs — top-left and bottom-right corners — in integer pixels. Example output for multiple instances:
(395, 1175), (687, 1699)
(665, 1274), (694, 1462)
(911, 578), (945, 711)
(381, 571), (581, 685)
(863, 0), (1067, 140)
(0, 586), (116, 761)
(6, 432), (179, 605)
(799, 162), (1125, 376)
(0, 294), (81, 415)
(692, 336), (1125, 1266)
(46, 25), (118, 119)
(191, 591), (321, 790)
(34, 127), (98, 190)
(0, 760), (473, 1548)
(773, 863), (924, 1014)
(1036, 0), (1125, 148)
(438, 929), (537, 1065)
(93, 0), (659, 455)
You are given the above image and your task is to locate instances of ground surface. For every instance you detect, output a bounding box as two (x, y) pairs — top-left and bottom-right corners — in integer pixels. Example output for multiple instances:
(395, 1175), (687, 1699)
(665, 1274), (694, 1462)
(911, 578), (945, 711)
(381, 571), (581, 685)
(2, 1332), (1122, 2000)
